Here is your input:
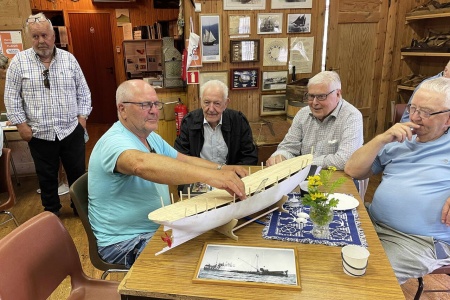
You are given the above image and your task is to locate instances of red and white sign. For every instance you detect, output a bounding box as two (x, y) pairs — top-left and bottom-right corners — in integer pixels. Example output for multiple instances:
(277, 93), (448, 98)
(187, 70), (199, 84)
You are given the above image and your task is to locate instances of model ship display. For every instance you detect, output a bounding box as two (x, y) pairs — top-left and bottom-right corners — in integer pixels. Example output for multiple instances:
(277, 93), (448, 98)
(148, 154), (313, 255)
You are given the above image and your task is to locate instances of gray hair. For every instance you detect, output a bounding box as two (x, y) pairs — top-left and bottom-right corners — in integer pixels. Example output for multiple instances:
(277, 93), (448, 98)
(25, 12), (53, 34)
(116, 80), (136, 105)
(419, 77), (450, 107)
(307, 71), (342, 91)
(200, 80), (228, 100)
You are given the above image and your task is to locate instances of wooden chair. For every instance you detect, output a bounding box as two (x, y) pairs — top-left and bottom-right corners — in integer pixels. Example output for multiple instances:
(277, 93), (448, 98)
(0, 211), (120, 300)
(70, 172), (128, 279)
(415, 265), (450, 299)
(0, 148), (19, 227)
(393, 103), (407, 123)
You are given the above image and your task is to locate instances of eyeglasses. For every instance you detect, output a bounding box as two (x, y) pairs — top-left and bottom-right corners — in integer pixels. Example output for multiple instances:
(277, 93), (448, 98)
(42, 70), (50, 89)
(122, 101), (164, 110)
(26, 17), (51, 24)
(407, 104), (450, 119)
(305, 89), (336, 102)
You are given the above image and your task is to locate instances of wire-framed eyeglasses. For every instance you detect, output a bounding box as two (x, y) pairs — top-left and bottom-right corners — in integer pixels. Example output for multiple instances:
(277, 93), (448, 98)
(42, 70), (50, 89)
(122, 101), (164, 110)
(407, 104), (450, 119)
(26, 17), (51, 25)
(305, 89), (336, 102)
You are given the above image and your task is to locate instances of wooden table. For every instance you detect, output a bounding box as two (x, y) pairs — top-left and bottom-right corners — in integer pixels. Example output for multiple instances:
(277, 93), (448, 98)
(119, 171), (404, 299)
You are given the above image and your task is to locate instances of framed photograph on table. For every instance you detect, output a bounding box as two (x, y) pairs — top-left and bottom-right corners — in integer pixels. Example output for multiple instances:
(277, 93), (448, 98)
(262, 70), (288, 91)
(271, 0), (312, 9)
(199, 71), (229, 87)
(194, 244), (301, 290)
(224, 0), (266, 11)
(257, 13), (283, 34)
(231, 68), (259, 90)
(261, 94), (287, 116)
(287, 14), (311, 33)
(200, 15), (221, 63)
(230, 40), (260, 63)
(229, 14), (251, 36)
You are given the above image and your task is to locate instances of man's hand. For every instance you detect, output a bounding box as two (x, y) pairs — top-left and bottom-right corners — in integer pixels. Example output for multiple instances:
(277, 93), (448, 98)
(222, 165), (248, 178)
(378, 121), (419, 144)
(78, 116), (87, 129)
(441, 197), (450, 226)
(16, 123), (33, 142)
(205, 170), (247, 200)
(266, 154), (286, 167)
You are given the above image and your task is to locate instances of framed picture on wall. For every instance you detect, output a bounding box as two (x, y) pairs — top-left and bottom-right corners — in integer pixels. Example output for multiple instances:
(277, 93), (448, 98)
(262, 70), (288, 91)
(229, 14), (251, 36)
(257, 13), (283, 34)
(271, 0), (312, 9)
(199, 71), (229, 87)
(261, 94), (287, 116)
(224, 0), (266, 11)
(200, 15), (221, 63)
(287, 14), (311, 33)
(231, 68), (259, 90)
(230, 40), (260, 63)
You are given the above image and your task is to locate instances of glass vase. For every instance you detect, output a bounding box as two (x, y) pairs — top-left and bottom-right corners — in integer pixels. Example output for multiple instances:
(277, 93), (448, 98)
(309, 205), (334, 239)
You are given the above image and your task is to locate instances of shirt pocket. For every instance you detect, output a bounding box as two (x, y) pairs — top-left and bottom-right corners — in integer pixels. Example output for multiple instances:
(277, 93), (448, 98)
(21, 72), (43, 99)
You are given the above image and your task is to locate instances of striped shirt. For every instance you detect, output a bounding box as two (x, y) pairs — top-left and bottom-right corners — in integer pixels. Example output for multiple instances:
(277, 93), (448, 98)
(5, 47), (91, 141)
(271, 99), (363, 170)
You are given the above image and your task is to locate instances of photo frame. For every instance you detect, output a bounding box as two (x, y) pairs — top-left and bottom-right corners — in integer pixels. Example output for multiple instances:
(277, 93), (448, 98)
(271, 0), (312, 9)
(229, 15), (251, 36)
(194, 244), (301, 290)
(224, 0), (266, 11)
(261, 94), (287, 116)
(287, 14), (311, 33)
(257, 13), (283, 34)
(263, 37), (289, 66)
(231, 68), (259, 90)
(199, 71), (229, 87)
(200, 15), (221, 63)
(230, 40), (260, 63)
(262, 70), (288, 91)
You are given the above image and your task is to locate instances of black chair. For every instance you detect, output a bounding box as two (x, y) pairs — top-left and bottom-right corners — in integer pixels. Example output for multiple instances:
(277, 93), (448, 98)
(415, 266), (450, 299)
(70, 172), (128, 280)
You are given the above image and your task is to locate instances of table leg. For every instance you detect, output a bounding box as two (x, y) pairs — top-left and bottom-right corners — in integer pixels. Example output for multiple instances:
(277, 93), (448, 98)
(3, 132), (20, 185)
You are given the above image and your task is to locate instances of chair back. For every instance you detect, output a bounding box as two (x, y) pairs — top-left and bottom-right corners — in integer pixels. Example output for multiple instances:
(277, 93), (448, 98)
(0, 212), (84, 300)
(70, 173), (126, 273)
(0, 148), (16, 211)
(393, 103), (407, 123)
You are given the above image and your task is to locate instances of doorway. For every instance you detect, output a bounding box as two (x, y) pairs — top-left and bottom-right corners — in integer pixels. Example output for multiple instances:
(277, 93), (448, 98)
(68, 12), (117, 124)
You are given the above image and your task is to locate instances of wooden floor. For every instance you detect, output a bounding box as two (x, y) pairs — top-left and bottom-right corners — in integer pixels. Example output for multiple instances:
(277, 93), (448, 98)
(0, 123), (449, 299)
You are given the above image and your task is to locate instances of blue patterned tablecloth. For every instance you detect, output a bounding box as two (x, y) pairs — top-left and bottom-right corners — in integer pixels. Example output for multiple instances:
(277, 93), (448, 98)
(262, 193), (368, 247)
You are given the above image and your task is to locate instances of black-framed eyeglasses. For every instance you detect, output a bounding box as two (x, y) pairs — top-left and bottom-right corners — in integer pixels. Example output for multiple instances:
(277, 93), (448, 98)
(42, 70), (50, 89)
(26, 17), (51, 24)
(407, 104), (450, 119)
(305, 89), (336, 102)
(122, 101), (164, 110)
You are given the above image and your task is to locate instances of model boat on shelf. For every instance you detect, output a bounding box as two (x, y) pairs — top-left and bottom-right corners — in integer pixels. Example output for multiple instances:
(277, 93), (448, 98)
(148, 154), (313, 255)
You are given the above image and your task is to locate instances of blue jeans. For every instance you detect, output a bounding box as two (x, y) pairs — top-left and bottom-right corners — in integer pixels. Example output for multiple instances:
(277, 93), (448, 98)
(98, 232), (153, 268)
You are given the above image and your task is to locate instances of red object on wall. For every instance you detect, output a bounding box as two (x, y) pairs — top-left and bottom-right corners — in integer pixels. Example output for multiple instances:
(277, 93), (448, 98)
(174, 99), (188, 136)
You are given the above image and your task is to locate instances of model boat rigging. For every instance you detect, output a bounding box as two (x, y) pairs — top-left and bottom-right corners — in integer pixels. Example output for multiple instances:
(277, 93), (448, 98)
(148, 154), (313, 255)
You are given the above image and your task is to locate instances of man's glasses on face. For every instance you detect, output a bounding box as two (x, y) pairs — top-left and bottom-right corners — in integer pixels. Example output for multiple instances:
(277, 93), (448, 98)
(26, 17), (51, 25)
(122, 101), (164, 110)
(407, 104), (450, 119)
(305, 89), (336, 102)
(42, 70), (50, 89)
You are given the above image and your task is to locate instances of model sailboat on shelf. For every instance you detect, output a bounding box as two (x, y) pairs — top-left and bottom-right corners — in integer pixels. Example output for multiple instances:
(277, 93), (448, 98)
(148, 154), (313, 255)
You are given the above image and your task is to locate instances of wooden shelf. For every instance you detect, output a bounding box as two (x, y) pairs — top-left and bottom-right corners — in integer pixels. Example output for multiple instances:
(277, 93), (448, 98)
(405, 11), (450, 22)
(397, 85), (415, 92)
(401, 52), (450, 57)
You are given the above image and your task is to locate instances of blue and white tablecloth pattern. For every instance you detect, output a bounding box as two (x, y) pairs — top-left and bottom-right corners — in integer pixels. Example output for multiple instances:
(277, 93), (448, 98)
(262, 193), (368, 247)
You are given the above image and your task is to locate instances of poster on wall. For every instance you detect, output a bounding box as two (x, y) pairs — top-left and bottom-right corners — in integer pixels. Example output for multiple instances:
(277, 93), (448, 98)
(0, 31), (23, 59)
(289, 37), (314, 74)
(115, 9), (130, 27)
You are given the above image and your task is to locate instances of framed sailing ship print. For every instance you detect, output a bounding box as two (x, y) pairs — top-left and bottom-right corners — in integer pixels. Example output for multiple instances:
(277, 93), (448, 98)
(257, 13), (283, 34)
(261, 94), (287, 116)
(287, 14), (311, 33)
(271, 0), (312, 9)
(224, 0), (266, 11)
(199, 15), (221, 63)
(194, 244), (301, 290)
